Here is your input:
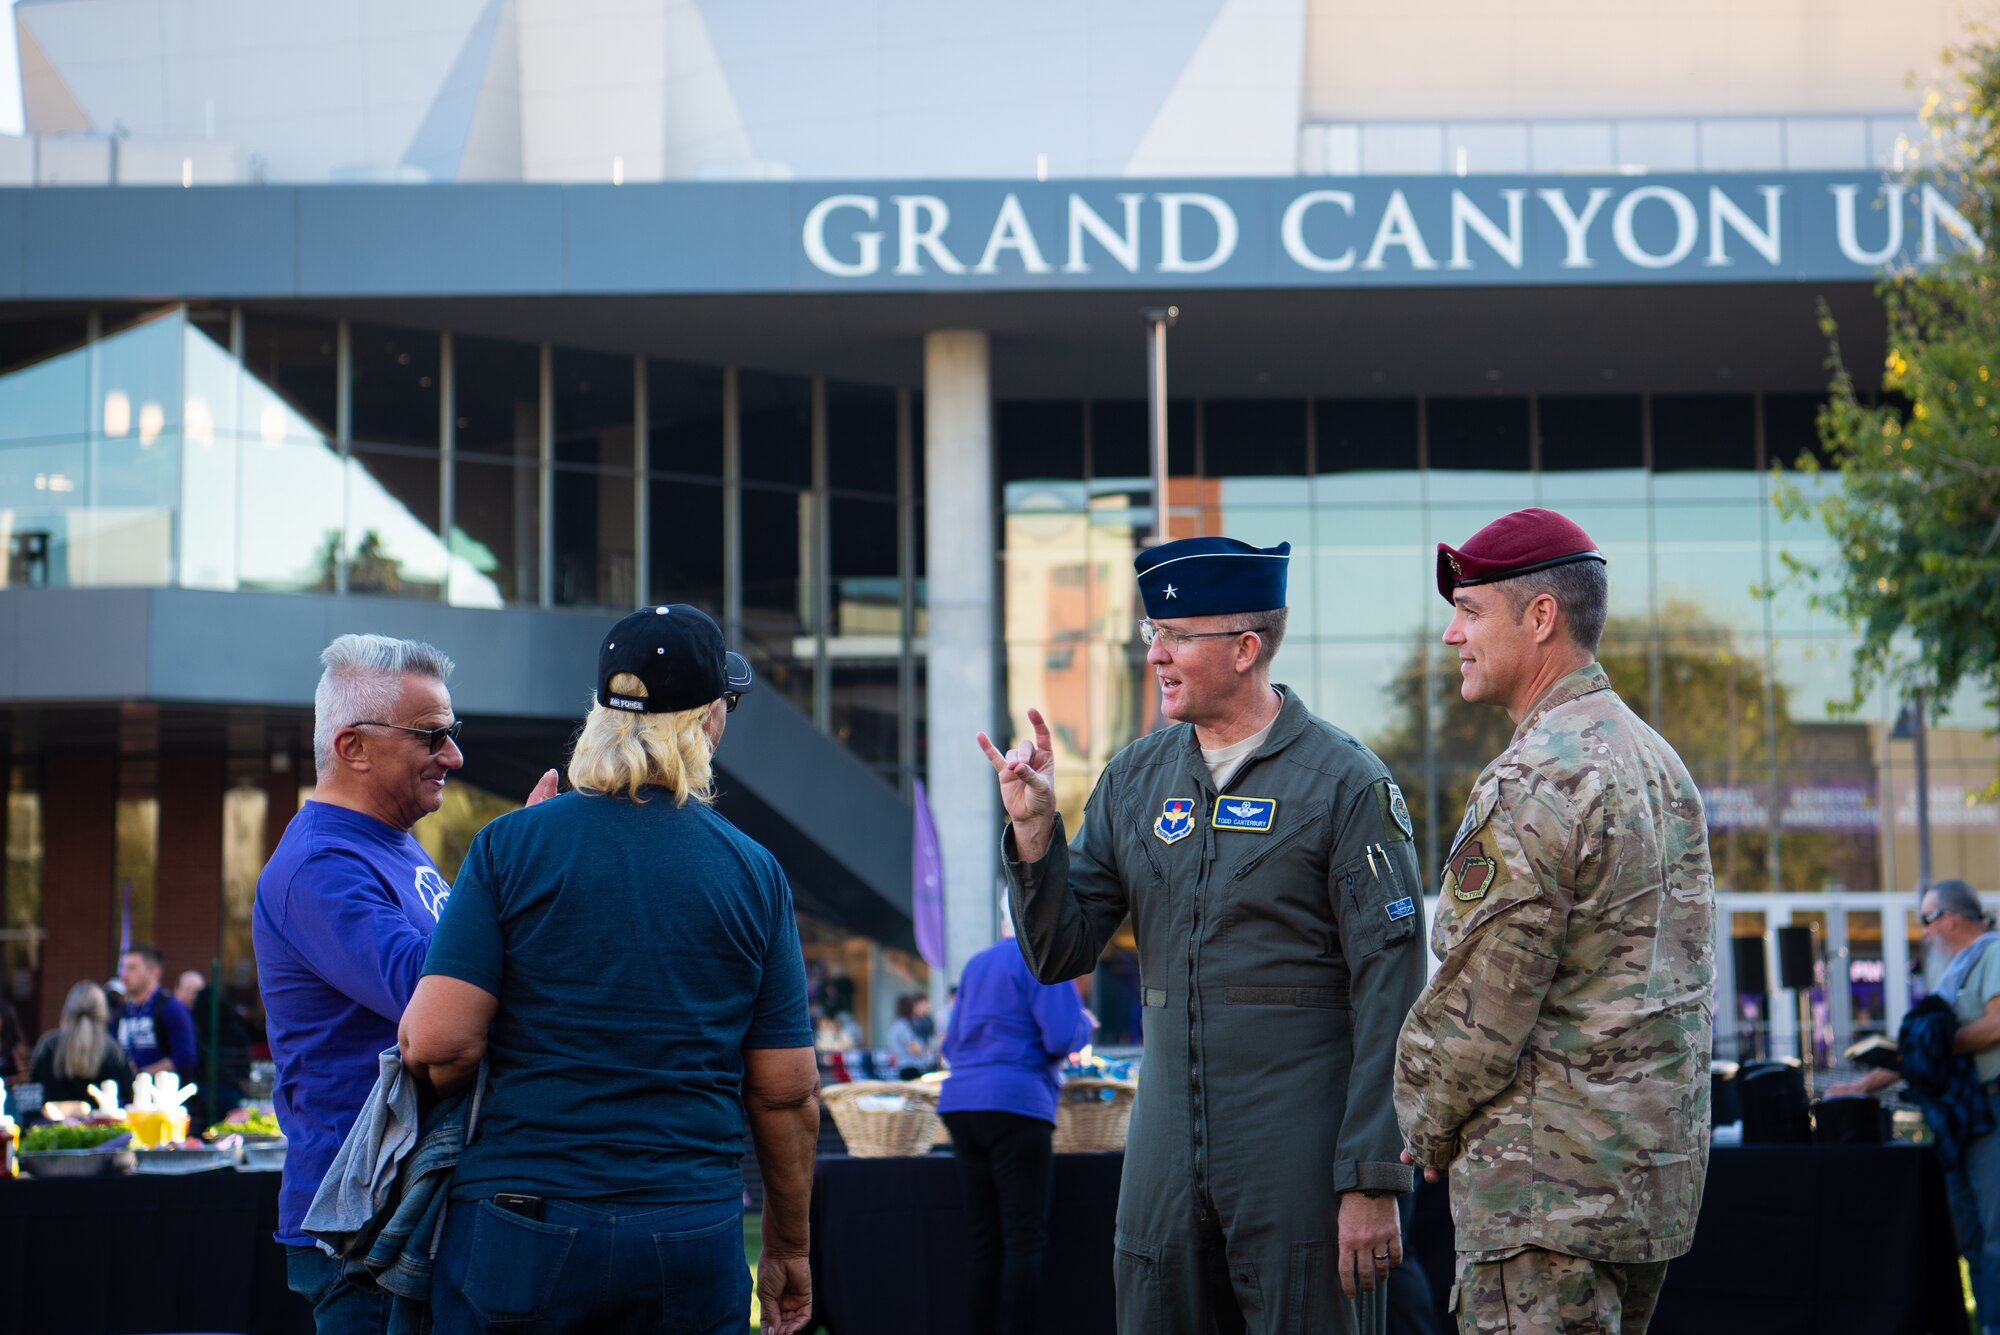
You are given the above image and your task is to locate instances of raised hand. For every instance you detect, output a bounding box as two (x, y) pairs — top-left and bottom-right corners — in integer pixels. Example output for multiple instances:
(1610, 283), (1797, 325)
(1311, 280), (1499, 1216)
(975, 708), (1057, 860)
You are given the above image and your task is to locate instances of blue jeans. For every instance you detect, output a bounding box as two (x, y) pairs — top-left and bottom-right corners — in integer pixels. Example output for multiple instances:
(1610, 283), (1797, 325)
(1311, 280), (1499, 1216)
(286, 1244), (392, 1335)
(1947, 1090), (2000, 1335)
(431, 1195), (748, 1334)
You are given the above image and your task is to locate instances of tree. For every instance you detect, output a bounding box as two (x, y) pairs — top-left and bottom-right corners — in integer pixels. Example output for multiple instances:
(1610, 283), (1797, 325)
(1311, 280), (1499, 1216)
(1775, 29), (2000, 797)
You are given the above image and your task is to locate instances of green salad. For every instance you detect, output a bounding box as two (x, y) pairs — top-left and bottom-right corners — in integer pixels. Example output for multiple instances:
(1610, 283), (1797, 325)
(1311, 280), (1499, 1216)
(206, 1110), (282, 1139)
(22, 1123), (128, 1152)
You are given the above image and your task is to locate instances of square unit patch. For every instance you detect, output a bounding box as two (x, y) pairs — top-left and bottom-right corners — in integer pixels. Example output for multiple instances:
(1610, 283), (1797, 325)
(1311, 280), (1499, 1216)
(1211, 795), (1277, 832)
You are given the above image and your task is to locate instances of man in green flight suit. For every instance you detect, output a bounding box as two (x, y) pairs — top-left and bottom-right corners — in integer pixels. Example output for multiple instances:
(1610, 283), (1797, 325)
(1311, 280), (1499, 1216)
(1395, 508), (1716, 1335)
(977, 535), (1427, 1335)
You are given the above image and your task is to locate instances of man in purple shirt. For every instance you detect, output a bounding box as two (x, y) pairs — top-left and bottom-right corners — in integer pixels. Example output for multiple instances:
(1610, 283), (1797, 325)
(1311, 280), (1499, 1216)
(939, 922), (1094, 1335)
(115, 944), (198, 1075)
(253, 633), (553, 1333)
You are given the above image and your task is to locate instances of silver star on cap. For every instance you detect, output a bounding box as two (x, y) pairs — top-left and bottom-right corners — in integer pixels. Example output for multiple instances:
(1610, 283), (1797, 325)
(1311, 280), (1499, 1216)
(1164, 583), (1178, 599)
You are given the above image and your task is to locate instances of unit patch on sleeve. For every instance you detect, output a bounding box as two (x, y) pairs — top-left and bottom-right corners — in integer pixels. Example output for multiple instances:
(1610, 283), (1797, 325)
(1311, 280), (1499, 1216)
(1377, 780), (1414, 841)
(1444, 838), (1499, 902)
(1211, 795), (1276, 831)
(1385, 896), (1416, 922)
(1154, 798), (1196, 845)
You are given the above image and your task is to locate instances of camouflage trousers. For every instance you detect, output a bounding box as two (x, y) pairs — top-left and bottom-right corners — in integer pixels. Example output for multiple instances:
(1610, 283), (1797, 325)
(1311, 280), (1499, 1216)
(1450, 1248), (1669, 1335)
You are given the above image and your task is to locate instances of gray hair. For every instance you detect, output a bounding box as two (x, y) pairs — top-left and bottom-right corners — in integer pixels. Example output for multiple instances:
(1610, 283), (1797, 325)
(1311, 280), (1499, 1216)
(313, 634), (454, 776)
(1226, 608), (1289, 671)
(1931, 878), (1991, 928)
(1492, 559), (1608, 656)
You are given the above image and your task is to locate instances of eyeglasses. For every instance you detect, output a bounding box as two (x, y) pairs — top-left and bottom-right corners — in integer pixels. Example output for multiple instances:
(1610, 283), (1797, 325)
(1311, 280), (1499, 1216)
(352, 719), (464, 754)
(1137, 620), (1266, 649)
(723, 692), (741, 714)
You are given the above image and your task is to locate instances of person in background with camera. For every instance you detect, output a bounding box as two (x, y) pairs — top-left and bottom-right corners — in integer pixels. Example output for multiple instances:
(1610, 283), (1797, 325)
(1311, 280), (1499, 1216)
(1829, 878), (2000, 1335)
(400, 605), (818, 1335)
(939, 906), (1094, 1335)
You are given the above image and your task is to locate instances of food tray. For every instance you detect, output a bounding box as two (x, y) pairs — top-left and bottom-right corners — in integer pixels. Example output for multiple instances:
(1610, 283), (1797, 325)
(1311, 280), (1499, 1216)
(19, 1147), (136, 1178)
(239, 1140), (289, 1172)
(135, 1144), (236, 1175)
(1052, 1077), (1138, 1153)
(822, 1080), (940, 1158)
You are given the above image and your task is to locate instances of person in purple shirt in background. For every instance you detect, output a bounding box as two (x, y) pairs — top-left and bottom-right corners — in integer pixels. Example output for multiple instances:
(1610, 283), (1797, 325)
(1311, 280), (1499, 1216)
(939, 912), (1095, 1335)
(253, 634), (556, 1335)
(115, 944), (198, 1075)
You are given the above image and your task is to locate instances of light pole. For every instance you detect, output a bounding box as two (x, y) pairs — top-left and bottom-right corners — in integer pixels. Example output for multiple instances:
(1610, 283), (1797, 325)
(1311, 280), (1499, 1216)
(1140, 306), (1178, 545)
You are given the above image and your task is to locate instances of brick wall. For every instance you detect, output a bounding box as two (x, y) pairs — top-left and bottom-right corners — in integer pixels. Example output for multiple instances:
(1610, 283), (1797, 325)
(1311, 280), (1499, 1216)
(39, 753), (115, 1033)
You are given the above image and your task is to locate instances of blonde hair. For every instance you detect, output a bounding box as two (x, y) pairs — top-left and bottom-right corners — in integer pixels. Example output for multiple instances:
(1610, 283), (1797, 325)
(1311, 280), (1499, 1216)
(55, 981), (110, 1081)
(566, 673), (717, 805)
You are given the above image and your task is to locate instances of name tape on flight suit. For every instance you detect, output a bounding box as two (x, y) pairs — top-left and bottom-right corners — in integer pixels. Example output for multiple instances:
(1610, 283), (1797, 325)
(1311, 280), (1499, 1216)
(1212, 795), (1276, 831)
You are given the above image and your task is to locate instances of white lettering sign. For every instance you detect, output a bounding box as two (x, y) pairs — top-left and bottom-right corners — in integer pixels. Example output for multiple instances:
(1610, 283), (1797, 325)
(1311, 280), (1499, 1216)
(791, 178), (1986, 283)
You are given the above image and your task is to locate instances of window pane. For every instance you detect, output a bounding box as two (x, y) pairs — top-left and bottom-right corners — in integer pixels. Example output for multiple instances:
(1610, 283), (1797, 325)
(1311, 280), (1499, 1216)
(649, 479), (723, 616)
(1652, 394), (1759, 500)
(1539, 396), (1642, 471)
(553, 466), (635, 607)
(1204, 399), (1306, 477)
(828, 382), (897, 495)
(1089, 399), (1194, 481)
(1426, 397), (1531, 504)
(1764, 393), (1829, 470)
(455, 336), (541, 460)
(451, 458), (538, 607)
(740, 371), (811, 487)
(998, 401), (1084, 483)
(647, 361), (723, 479)
(831, 664), (901, 768)
(741, 485), (811, 635)
(830, 496), (899, 639)
(553, 348), (634, 470)
(242, 315), (337, 441)
(347, 449), (444, 599)
(1315, 399), (1419, 507)
(351, 324), (440, 451)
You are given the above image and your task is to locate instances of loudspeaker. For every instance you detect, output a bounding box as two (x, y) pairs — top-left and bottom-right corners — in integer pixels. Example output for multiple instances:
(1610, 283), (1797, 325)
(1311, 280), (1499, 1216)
(1739, 1061), (1811, 1144)
(1813, 1095), (1891, 1145)
(1776, 925), (1816, 991)
(1731, 936), (1768, 996)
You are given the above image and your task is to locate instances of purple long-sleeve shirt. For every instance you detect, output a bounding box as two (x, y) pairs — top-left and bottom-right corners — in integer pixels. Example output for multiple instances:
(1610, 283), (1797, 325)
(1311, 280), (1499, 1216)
(938, 938), (1093, 1124)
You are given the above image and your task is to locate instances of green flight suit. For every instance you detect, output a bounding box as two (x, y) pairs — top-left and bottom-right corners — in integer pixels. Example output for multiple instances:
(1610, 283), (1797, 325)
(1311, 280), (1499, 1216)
(1005, 687), (1427, 1335)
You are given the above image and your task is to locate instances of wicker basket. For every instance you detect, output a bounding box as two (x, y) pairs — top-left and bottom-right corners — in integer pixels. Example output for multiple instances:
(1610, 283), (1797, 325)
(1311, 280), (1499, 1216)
(822, 1080), (941, 1158)
(1053, 1077), (1138, 1153)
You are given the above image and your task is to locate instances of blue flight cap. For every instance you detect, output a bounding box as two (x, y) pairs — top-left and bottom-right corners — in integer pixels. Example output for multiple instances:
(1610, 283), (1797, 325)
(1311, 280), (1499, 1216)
(1134, 537), (1291, 619)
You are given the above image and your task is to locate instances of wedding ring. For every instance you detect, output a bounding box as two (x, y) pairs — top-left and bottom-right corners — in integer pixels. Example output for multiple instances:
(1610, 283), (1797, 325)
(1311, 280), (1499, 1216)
(1373, 1250), (1391, 1260)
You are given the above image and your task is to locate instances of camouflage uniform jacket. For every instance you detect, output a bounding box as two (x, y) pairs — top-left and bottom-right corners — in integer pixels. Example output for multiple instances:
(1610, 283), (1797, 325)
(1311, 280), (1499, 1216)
(1393, 662), (1716, 1265)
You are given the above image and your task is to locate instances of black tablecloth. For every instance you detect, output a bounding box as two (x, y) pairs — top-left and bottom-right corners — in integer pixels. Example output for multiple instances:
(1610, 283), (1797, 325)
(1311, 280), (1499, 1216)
(809, 1144), (1962, 1335)
(0, 1142), (1960, 1335)
(0, 1168), (308, 1335)
(1648, 1145), (1962, 1335)
(810, 1151), (1121, 1335)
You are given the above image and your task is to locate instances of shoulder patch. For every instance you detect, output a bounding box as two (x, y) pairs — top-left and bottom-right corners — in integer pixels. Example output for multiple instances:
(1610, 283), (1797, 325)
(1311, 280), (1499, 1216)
(1377, 781), (1414, 842)
(1444, 838), (1499, 902)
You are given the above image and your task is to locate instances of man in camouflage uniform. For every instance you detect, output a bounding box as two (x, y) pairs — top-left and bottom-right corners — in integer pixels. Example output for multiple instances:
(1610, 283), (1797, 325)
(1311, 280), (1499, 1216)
(1393, 508), (1716, 1334)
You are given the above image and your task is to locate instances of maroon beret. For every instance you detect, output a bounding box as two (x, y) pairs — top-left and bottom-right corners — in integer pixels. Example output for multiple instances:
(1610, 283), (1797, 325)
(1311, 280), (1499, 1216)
(1437, 508), (1605, 603)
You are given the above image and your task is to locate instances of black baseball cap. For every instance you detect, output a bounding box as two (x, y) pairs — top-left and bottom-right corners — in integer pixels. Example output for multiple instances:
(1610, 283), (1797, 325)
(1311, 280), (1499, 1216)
(598, 605), (755, 713)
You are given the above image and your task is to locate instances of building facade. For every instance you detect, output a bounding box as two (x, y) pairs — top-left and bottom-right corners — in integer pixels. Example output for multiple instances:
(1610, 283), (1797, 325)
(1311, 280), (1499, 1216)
(2, 0), (1997, 1062)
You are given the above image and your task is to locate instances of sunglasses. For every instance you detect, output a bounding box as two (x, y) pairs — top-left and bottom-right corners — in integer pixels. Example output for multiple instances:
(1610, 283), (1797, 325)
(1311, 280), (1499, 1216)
(352, 719), (464, 754)
(723, 692), (741, 714)
(1921, 908), (1949, 927)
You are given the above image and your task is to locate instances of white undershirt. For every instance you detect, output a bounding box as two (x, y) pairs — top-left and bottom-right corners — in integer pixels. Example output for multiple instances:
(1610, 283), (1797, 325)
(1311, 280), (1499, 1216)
(1201, 714), (1278, 790)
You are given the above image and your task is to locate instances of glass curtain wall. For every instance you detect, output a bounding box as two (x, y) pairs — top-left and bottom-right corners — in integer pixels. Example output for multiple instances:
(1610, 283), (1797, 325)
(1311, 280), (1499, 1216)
(1000, 390), (2000, 899)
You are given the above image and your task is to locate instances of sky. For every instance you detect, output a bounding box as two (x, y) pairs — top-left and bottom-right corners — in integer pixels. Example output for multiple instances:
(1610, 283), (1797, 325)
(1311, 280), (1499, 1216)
(0, 2), (22, 137)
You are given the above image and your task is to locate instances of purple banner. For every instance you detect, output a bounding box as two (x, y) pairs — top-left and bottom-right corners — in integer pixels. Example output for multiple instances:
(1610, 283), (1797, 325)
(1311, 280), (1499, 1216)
(912, 779), (946, 970)
(118, 880), (132, 957)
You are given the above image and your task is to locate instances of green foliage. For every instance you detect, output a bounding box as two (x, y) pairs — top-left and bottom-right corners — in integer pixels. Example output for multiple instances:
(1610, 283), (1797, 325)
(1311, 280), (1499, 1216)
(1774, 29), (2000, 785)
(21, 1122), (127, 1152)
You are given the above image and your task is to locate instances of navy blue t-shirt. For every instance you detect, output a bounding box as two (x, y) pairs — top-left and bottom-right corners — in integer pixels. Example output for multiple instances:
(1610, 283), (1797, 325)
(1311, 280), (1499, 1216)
(116, 989), (198, 1074)
(424, 787), (812, 1206)
(252, 801), (452, 1244)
